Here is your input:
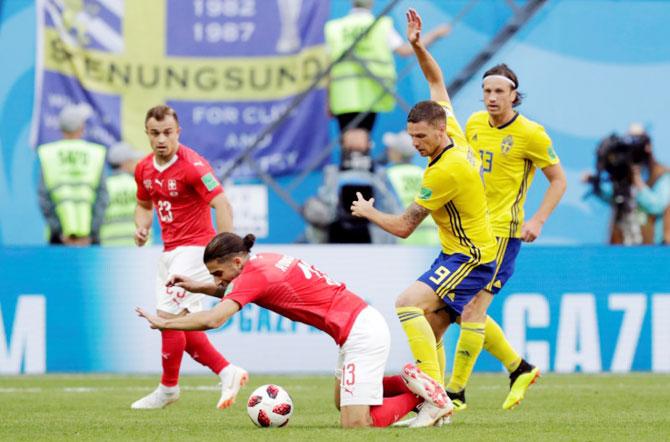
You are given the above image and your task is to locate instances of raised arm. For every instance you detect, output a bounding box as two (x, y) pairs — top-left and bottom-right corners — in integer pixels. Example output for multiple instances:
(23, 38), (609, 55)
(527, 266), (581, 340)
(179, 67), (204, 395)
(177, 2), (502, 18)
(406, 8), (450, 103)
(394, 23), (451, 57)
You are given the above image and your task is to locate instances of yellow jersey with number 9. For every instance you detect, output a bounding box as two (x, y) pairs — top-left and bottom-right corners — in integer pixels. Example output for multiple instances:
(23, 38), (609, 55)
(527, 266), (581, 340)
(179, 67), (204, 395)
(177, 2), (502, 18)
(414, 101), (497, 263)
(466, 111), (560, 238)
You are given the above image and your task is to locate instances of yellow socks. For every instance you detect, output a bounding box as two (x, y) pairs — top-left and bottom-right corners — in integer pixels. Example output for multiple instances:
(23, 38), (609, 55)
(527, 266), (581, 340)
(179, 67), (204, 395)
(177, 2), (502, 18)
(396, 306), (441, 383)
(483, 316), (521, 372)
(436, 339), (446, 386)
(446, 321), (485, 392)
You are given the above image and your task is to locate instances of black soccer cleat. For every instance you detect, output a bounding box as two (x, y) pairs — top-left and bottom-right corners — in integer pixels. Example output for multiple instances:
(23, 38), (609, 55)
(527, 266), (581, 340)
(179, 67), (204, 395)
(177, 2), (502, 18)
(447, 389), (467, 411)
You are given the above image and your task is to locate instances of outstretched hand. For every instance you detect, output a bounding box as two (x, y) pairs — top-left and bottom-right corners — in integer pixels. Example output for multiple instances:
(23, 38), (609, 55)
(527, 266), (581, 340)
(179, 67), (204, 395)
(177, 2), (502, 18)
(350, 192), (376, 219)
(167, 274), (217, 295)
(166, 274), (196, 289)
(135, 307), (166, 330)
(406, 8), (423, 45)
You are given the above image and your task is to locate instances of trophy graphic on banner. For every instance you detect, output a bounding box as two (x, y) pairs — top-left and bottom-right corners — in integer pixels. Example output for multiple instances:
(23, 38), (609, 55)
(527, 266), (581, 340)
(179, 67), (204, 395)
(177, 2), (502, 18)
(276, 0), (302, 53)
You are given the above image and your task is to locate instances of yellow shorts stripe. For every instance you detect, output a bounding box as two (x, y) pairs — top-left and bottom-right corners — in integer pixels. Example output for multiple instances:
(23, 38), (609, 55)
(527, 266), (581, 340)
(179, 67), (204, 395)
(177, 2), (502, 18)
(485, 237), (509, 291)
(435, 258), (480, 299)
(436, 261), (478, 300)
(434, 258), (476, 298)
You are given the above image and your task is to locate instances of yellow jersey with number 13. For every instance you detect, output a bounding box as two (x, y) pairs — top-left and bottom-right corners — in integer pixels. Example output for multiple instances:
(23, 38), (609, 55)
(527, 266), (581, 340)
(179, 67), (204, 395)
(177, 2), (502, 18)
(466, 111), (560, 238)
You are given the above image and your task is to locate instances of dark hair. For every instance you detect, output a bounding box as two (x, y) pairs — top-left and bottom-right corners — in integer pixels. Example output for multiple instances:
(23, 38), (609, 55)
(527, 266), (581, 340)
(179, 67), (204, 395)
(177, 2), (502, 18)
(204, 233), (255, 263)
(407, 101), (446, 127)
(482, 64), (524, 107)
(145, 105), (180, 126)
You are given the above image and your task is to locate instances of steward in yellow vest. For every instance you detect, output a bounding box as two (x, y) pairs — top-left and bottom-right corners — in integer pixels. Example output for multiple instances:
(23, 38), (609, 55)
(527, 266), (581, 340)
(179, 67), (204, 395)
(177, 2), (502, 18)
(37, 104), (108, 245)
(325, 1), (451, 133)
(325, 10), (397, 117)
(100, 142), (143, 246)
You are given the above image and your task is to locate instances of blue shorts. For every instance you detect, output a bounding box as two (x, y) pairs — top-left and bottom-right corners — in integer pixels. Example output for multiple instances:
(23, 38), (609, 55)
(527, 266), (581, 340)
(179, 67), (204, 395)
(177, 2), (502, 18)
(485, 237), (522, 294)
(418, 252), (496, 315)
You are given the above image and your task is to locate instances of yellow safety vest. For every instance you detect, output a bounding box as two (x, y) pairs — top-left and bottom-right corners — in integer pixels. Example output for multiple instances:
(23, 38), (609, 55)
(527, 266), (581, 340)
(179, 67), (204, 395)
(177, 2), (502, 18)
(100, 172), (138, 246)
(37, 139), (106, 238)
(387, 164), (439, 246)
(325, 14), (397, 114)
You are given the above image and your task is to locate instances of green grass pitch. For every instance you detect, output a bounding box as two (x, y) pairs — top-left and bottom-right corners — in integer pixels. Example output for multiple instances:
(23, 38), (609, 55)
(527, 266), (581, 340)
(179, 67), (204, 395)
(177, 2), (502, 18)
(1, 373), (669, 441)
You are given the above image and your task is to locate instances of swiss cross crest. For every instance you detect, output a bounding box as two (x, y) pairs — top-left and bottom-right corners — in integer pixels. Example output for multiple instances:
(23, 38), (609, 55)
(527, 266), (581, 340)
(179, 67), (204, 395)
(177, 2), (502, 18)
(143, 179), (152, 189)
(168, 179), (178, 196)
(501, 135), (514, 154)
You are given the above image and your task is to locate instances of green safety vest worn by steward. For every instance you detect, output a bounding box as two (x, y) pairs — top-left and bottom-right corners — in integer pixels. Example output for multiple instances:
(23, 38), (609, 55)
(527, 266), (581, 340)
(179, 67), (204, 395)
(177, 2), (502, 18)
(100, 172), (138, 246)
(325, 14), (397, 115)
(38, 139), (106, 238)
(387, 164), (439, 246)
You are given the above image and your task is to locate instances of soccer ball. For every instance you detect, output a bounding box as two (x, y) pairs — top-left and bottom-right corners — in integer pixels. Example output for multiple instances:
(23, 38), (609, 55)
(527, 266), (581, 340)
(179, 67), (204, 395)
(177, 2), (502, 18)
(246, 384), (293, 428)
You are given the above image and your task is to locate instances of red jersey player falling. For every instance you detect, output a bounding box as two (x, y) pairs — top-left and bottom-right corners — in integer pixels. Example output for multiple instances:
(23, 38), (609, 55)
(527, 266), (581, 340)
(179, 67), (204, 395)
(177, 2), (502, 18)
(131, 105), (247, 410)
(136, 232), (454, 427)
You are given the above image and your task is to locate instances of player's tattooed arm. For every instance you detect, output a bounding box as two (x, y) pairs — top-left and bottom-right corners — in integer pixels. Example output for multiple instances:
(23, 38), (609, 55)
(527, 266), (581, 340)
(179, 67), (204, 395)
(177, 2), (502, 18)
(402, 203), (431, 233)
(352, 193), (430, 238)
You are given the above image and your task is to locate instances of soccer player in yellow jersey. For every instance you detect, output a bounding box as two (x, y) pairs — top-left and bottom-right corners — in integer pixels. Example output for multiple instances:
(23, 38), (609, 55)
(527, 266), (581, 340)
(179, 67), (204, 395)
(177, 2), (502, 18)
(426, 66), (568, 411)
(351, 8), (498, 424)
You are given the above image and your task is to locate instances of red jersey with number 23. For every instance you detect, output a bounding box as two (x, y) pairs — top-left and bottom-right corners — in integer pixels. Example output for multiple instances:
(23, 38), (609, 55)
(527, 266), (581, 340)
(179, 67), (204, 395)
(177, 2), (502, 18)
(224, 253), (368, 346)
(135, 145), (223, 251)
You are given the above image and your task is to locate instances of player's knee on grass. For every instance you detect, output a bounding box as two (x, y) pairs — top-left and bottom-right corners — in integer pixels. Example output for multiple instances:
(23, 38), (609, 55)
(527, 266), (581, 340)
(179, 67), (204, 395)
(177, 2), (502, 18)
(340, 405), (373, 428)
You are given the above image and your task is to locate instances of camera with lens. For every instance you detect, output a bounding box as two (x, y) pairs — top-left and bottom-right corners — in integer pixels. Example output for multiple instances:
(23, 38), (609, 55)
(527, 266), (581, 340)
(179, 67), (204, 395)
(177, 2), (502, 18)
(588, 132), (651, 244)
(590, 133), (650, 206)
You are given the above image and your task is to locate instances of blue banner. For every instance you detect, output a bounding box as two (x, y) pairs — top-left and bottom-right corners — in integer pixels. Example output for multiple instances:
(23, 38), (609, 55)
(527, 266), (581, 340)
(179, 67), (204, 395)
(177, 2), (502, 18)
(32, 0), (330, 177)
(1, 245), (669, 374)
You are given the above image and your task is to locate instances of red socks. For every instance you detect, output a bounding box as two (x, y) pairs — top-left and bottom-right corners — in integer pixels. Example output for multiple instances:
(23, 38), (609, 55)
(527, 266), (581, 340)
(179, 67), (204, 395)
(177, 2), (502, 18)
(160, 331), (228, 386)
(160, 330), (186, 387)
(370, 393), (421, 427)
(184, 331), (229, 374)
(383, 375), (411, 396)
(369, 375), (420, 427)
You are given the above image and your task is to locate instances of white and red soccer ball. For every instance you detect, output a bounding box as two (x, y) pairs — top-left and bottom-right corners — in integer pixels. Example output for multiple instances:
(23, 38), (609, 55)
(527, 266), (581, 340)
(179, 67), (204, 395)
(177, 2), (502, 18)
(246, 384), (293, 428)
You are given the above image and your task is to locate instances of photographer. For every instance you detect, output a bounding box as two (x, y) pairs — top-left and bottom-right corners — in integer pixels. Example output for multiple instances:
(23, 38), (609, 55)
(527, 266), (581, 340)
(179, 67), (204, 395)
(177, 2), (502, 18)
(586, 125), (670, 245)
(302, 129), (399, 244)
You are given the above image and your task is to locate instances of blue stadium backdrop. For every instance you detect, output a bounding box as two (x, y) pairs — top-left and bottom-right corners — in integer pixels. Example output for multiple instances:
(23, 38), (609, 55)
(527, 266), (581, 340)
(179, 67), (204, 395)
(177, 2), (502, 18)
(1, 245), (669, 374)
